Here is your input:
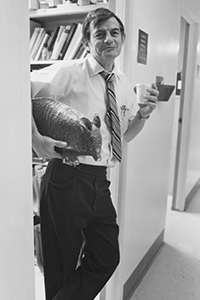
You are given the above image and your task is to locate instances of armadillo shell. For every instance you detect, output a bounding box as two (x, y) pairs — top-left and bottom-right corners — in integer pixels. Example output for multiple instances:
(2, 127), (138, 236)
(32, 97), (102, 161)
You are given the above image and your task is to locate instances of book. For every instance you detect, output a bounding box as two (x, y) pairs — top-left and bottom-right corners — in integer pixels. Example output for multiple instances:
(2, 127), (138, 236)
(58, 23), (78, 60)
(34, 33), (50, 61)
(79, 47), (87, 59)
(50, 25), (65, 60)
(30, 27), (40, 53)
(30, 28), (45, 60)
(47, 26), (60, 54)
(51, 25), (71, 60)
(64, 23), (83, 61)
(30, 20), (41, 37)
(73, 43), (85, 59)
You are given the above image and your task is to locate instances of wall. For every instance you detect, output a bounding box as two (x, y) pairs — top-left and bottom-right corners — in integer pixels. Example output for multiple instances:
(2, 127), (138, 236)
(116, 0), (200, 293)
(0, 1), (34, 299)
(119, 0), (180, 286)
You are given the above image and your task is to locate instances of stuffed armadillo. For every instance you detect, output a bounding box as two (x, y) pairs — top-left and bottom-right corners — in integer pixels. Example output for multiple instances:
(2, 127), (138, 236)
(32, 97), (102, 165)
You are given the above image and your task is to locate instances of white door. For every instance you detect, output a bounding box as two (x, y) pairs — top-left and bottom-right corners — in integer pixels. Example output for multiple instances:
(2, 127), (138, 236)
(172, 6), (199, 211)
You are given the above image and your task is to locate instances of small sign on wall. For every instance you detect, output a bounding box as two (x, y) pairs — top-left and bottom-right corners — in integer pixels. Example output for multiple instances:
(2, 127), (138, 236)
(137, 29), (148, 65)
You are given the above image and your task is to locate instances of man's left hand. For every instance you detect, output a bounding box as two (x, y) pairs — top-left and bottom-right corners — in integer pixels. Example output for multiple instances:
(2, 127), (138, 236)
(139, 83), (159, 118)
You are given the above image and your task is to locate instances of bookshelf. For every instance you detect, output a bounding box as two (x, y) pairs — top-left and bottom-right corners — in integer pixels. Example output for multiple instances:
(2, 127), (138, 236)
(30, 2), (109, 70)
(30, 1), (110, 273)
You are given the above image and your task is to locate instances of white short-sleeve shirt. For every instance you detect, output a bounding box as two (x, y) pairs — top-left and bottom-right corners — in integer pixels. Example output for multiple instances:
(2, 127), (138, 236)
(31, 54), (137, 167)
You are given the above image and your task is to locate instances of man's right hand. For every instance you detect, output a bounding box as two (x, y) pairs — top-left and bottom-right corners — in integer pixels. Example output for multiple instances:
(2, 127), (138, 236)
(33, 133), (67, 160)
(32, 115), (67, 160)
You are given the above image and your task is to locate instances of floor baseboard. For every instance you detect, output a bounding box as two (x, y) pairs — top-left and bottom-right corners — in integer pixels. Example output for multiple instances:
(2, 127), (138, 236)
(123, 230), (165, 300)
(185, 177), (200, 211)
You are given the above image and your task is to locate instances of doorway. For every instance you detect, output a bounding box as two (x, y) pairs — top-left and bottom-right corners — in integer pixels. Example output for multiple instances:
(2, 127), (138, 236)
(171, 10), (199, 211)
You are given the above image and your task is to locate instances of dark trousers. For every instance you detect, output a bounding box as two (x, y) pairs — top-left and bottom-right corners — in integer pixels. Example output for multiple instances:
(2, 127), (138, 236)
(40, 159), (120, 300)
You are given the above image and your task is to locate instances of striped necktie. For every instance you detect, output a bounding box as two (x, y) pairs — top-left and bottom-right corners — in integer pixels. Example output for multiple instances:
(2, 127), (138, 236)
(101, 71), (122, 162)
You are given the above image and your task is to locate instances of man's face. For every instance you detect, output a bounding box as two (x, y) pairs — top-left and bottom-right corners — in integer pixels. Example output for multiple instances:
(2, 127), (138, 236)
(87, 17), (125, 69)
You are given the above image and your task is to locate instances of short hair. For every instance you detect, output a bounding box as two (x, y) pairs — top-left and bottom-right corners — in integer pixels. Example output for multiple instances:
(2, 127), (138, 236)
(82, 7), (125, 47)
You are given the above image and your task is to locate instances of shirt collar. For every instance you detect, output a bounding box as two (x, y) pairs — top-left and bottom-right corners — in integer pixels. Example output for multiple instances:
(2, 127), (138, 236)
(86, 53), (120, 80)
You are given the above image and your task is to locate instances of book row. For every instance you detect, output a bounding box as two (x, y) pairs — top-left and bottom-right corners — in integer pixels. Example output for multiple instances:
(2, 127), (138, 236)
(30, 22), (87, 62)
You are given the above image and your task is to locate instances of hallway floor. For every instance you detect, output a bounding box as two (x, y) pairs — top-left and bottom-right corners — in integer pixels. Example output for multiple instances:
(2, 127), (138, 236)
(35, 188), (200, 300)
(130, 188), (200, 300)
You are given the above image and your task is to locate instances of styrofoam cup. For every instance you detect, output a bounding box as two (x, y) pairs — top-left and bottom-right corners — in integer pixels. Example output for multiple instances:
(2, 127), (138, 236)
(135, 83), (151, 106)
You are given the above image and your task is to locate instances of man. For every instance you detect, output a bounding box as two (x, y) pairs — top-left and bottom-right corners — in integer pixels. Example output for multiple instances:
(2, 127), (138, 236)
(31, 7), (158, 300)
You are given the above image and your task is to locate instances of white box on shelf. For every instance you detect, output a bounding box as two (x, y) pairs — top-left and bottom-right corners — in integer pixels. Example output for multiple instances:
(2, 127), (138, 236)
(48, 0), (63, 7)
(29, 0), (40, 10)
(77, 0), (90, 5)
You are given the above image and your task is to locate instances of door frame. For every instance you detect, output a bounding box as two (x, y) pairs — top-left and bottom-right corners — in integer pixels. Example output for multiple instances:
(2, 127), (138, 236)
(100, 1), (127, 300)
(172, 3), (199, 211)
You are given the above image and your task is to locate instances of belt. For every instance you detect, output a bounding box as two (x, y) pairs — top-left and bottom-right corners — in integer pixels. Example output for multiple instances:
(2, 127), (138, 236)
(50, 159), (107, 176)
(75, 163), (107, 176)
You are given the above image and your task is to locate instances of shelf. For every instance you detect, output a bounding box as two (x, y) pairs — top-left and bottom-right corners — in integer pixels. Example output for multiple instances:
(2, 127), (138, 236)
(30, 3), (109, 22)
(31, 60), (61, 70)
(30, 2), (109, 69)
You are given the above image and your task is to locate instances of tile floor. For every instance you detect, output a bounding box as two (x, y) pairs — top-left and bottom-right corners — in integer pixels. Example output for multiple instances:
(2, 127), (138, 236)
(35, 188), (200, 300)
(130, 188), (200, 300)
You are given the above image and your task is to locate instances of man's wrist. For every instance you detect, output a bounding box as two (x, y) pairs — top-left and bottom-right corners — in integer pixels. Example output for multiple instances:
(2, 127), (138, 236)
(137, 110), (150, 120)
